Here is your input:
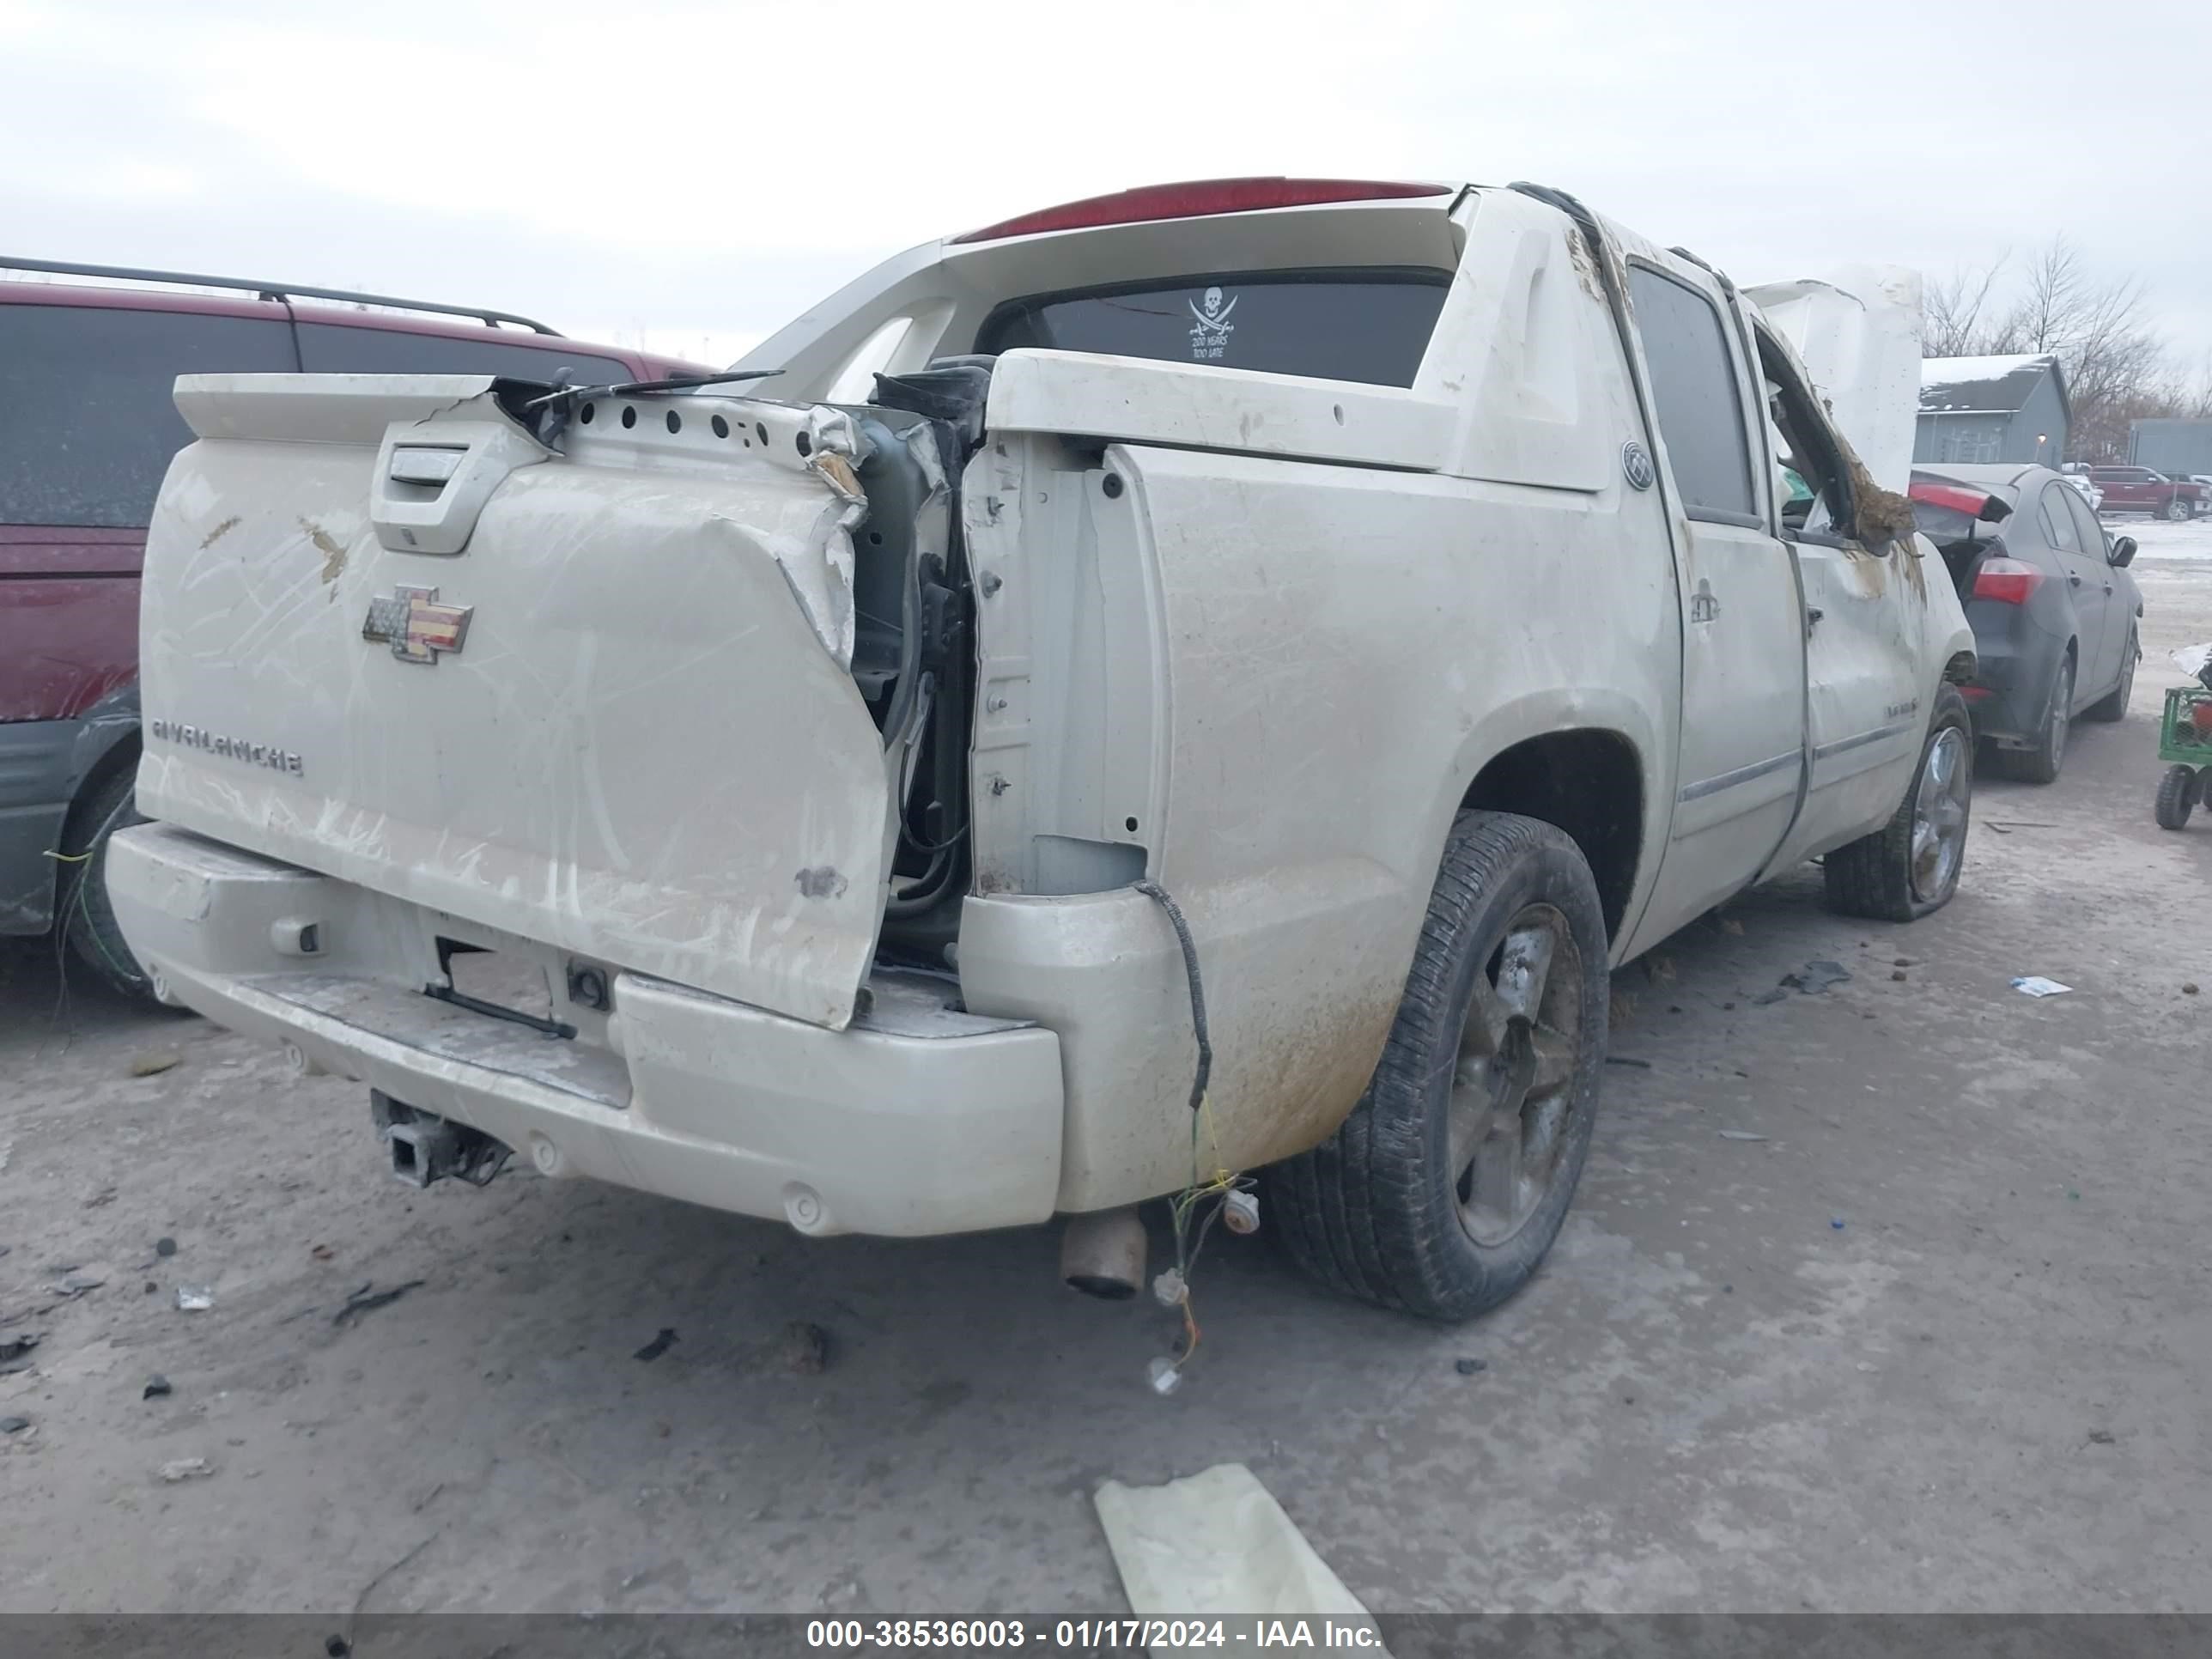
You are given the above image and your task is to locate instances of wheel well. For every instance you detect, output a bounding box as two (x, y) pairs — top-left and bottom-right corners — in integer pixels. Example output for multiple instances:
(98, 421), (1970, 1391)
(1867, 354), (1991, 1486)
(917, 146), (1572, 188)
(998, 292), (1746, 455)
(59, 732), (139, 852)
(1460, 730), (1642, 942)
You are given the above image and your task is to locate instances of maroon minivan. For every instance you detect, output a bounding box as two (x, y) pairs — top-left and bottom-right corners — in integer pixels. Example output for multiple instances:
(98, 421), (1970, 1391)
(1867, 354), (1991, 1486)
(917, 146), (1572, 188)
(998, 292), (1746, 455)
(0, 258), (708, 997)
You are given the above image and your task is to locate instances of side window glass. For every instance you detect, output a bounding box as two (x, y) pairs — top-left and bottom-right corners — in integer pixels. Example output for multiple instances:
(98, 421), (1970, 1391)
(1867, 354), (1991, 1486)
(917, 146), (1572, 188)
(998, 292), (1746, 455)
(1626, 267), (1756, 522)
(2039, 487), (2078, 553)
(0, 304), (296, 529)
(2061, 486), (2106, 555)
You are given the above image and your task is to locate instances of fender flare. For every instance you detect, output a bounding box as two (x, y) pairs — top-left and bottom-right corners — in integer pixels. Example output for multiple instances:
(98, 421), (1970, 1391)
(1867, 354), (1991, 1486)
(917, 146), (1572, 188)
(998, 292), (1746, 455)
(1418, 686), (1666, 961)
(64, 679), (143, 810)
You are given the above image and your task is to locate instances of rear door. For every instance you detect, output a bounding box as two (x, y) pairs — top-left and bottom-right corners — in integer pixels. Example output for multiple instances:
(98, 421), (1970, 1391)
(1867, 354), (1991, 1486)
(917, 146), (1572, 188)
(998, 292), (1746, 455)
(1751, 325), (1926, 867)
(2057, 483), (2128, 693)
(1624, 261), (1806, 920)
(2037, 481), (2110, 693)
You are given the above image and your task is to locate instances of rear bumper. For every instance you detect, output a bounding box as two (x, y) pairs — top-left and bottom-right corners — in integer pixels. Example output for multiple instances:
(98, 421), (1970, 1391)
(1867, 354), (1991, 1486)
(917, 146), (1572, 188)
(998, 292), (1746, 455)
(106, 822), (1066, 1237)
(1960, 604), (2065, 745)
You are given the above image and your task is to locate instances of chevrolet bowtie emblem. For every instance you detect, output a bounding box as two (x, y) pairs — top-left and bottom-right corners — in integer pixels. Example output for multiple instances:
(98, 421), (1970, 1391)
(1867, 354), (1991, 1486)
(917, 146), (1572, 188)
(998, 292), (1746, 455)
(362, 586), (472, 665)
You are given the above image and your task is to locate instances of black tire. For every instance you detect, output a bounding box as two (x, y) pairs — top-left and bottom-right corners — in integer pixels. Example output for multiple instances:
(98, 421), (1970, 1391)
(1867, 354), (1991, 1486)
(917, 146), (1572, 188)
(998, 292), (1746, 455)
(1825, 685), (1973, 922)
(1265, 812), (1608, 1322)
(1996, 653), (2073, 784)
(2155, 766), (2196, 830)
(2165, 497), (2191, 522)
(58, 763), (157, 1000)
(2083, 629), (2136, 723)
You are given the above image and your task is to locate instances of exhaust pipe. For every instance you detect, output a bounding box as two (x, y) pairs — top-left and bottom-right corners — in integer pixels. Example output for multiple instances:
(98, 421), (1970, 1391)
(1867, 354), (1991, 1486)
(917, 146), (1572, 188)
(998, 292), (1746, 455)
(371, 1091), (512, 1188)
(1060, 1206), (1146, 1300)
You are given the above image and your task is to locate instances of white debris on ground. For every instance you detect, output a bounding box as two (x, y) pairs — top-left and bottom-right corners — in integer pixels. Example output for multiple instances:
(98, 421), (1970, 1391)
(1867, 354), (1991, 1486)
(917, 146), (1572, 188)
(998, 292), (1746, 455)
(1094, 1465), (1378, 1630)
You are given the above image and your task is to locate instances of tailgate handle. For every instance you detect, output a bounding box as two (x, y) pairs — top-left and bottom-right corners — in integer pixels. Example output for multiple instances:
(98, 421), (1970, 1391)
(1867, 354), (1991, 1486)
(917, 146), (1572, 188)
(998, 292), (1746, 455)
(388, 446), (468, 487)
(372, 419), (548, 556)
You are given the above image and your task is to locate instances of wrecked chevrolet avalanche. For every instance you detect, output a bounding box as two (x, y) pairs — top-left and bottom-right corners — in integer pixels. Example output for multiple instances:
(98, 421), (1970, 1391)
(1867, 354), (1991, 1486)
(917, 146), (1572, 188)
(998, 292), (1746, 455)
(108, 179), (1974, 1321)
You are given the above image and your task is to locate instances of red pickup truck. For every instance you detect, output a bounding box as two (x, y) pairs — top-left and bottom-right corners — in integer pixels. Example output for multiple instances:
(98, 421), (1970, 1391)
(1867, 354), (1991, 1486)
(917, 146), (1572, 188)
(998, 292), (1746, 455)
(1, 258), (706, 997)
(2087, 465), (2210, 520)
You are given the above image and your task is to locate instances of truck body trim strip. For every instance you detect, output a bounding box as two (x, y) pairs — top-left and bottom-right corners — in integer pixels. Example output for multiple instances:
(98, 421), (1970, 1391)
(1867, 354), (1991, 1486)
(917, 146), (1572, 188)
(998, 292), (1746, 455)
(1811, 719), (1915, 763)
(1676, 749), (1799, 804)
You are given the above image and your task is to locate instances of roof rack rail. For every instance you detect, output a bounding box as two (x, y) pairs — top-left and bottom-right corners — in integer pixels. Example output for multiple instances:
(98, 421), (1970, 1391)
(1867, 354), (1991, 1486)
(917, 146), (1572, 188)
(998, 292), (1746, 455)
(0, 256), (562, 336)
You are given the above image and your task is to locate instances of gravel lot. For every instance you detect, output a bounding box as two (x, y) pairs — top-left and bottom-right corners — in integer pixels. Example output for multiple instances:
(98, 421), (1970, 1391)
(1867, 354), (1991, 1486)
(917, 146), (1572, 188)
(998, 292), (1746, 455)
(3, 529), (2209, 1616)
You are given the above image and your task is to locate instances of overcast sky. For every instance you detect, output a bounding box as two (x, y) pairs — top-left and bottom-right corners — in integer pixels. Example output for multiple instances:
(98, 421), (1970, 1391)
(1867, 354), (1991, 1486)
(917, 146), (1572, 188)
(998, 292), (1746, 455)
(4, 0), (2209, 372)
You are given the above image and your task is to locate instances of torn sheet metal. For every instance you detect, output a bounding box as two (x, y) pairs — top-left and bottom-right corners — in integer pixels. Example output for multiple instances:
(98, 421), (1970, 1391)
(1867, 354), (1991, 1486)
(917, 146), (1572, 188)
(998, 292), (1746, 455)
(794, 405), (872, 668)
(1095, 1465), (1382, 1644)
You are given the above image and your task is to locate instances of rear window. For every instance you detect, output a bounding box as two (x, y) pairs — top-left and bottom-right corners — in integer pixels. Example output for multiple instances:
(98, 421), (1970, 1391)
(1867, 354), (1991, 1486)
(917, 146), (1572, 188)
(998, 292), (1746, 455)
(1910, 501), (1985, 543)
(975, 269), (1449, 387)
(0, 302), (295, 528)
(295, 322), (632, 383)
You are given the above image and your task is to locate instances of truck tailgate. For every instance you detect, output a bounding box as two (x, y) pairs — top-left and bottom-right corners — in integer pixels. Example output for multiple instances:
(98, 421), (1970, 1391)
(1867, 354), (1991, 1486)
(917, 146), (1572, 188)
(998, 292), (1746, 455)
(137, 374), (893, 1030)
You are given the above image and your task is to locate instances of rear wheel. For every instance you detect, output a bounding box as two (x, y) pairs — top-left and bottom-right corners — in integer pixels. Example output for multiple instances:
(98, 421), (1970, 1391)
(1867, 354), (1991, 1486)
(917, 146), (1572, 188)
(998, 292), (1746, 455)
(1825, 686), (1973, 921)
(1266, 812), (1608, 1322)
(2155, 766), (2197, 830)
(58, 763), (158, 1001)
(2084, 629), (2136, 723)
(2166, 497), (2191, 522)
(1997, 653), (2073, 784)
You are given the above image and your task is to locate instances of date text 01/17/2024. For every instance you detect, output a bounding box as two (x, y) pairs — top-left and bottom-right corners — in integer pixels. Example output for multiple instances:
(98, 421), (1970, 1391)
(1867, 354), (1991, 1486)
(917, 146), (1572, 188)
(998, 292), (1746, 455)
(805, 1619), (1385, 1650)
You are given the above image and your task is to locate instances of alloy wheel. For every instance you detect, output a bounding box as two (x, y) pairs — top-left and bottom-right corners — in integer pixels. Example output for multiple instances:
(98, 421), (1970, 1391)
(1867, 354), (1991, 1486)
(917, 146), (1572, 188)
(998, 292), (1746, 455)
(1910, 726), (1971, 902)
(1449, 904), (1585, 1248)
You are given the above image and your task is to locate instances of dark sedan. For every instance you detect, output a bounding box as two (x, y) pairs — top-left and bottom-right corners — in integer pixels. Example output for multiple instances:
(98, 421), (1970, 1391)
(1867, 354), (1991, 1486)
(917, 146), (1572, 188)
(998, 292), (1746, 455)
(1909, 464), (2142, 783)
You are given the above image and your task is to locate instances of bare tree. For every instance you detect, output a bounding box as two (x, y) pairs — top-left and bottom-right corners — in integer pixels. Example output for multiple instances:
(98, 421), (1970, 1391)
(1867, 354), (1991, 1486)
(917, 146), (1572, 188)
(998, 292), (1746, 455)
(1923, 258), (2007, 359)
(1923, 237), (2172, 462)
(2173, 352), (2212, 421)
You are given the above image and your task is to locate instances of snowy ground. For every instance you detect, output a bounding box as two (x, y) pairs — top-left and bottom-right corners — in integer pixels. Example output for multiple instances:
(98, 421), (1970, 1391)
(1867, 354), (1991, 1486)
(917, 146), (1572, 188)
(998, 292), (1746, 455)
(2118, 519), (2212, 672)
(2113, 513), (2212, 563)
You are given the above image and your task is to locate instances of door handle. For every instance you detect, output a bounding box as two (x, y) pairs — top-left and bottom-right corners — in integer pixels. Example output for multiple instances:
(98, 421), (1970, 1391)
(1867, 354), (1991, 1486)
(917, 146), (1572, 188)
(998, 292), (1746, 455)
(2068, 573), (2082, 586)
(1805, 606), (1823, 634)
(2103, 583), (2113, 594)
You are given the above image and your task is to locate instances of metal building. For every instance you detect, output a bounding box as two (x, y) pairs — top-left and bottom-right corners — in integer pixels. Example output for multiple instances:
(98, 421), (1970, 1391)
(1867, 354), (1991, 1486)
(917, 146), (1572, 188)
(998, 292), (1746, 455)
(2129, 417), (2212, 478)
(1915, 354), (2069, 466)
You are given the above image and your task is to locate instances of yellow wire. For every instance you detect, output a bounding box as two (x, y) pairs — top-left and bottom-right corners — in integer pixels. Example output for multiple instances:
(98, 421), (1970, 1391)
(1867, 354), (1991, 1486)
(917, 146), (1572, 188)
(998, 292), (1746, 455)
(1162, 1089), (1253, 1376)
(43, 849), (94, 864)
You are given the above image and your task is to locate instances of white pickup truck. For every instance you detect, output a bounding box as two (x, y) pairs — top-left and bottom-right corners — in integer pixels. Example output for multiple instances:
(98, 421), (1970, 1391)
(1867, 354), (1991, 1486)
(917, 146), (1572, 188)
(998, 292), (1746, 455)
(108, 178), (1973, 1322)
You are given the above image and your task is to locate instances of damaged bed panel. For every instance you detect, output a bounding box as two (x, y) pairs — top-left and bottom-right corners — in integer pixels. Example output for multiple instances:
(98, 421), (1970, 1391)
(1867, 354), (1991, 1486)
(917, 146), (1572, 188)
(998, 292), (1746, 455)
(137, 377), (895, 1030)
